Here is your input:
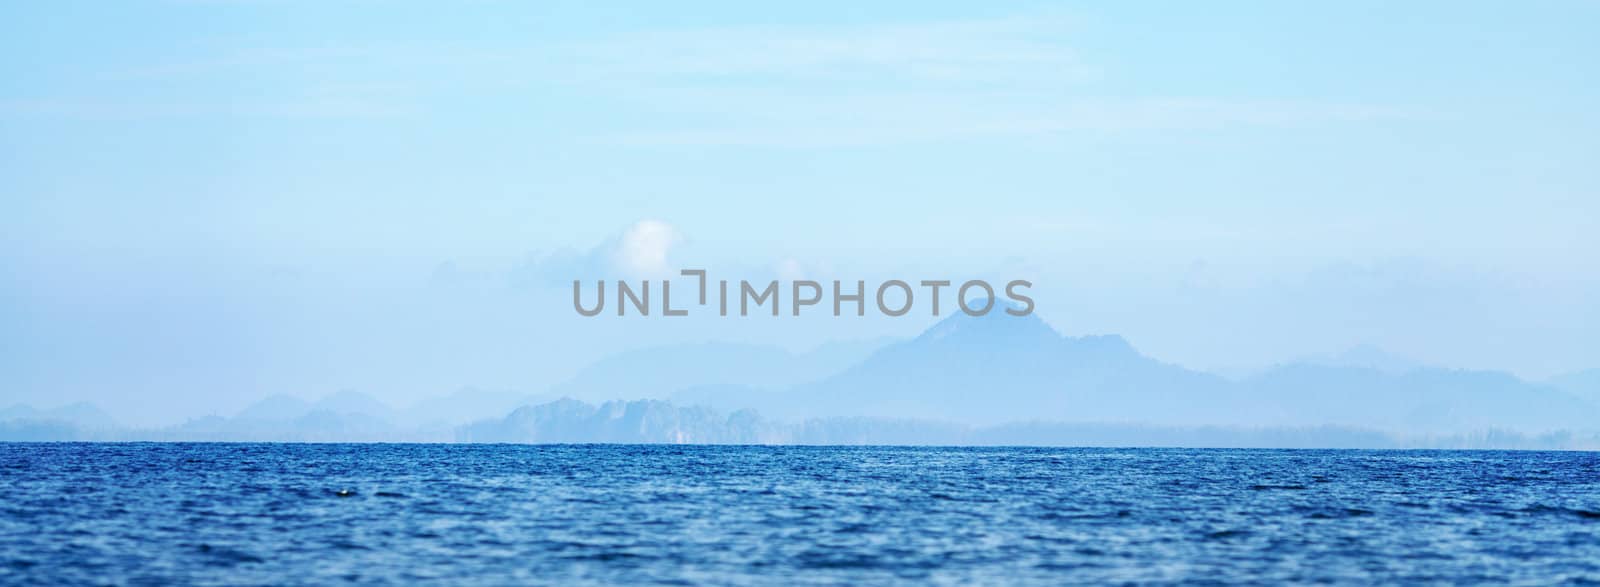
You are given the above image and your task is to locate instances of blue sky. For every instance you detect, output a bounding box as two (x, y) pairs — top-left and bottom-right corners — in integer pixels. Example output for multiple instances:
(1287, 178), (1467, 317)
(3, 1), (1597, 424)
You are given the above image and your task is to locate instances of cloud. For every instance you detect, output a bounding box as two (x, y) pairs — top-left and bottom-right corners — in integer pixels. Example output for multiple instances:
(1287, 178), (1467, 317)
(509, 221), (847, 290)
(512, 220), (685, 286)
(613, 220), (683, 276)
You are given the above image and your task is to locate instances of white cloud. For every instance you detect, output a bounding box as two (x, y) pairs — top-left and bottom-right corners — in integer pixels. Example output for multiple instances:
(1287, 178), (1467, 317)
(509, 220), (685, 285)
(613, 220), (683, 277)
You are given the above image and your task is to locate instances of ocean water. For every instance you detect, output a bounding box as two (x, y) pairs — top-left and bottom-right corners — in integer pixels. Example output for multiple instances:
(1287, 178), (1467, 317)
(1, 444), (1598, 585)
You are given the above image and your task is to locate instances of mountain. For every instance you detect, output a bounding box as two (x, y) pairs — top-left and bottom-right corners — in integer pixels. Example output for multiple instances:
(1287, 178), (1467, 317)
(0, 402), (121, 441)
(7, 314), (1595, 442)
(454, 398), (1600, 449)
(1240, 364), (1595, 433)
(162, 411), (415, 442)
(0, 402), (119, 430)
(546, 338), (892, 402)
(233, 388), (541, 429)
(731, 311), (1597, 433)
(757, 311), (1233, 425)
(185, 388), (535, 441)
(458, 398), (777, 444)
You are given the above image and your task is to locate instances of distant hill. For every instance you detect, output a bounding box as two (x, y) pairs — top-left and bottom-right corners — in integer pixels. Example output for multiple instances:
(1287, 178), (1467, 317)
(458, 398), (774, 444)
(739, 311), (1597, 433)
(456, 398), (1600, 449)
(1239, 365), (1595, 433)
(160, 411), (418, 442)
(7, 314), (1597, 443)
(546, 338), (892, 402)
(135, 389), (537, 441)
(231, 388), (537, 429)
(0, 402), (121, 441)
(0, 402), (119, 430)
(759, 311), (1234, 425)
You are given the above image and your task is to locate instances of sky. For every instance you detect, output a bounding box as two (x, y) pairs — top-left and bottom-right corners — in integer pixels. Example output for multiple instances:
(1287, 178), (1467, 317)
(3, 1), (1598, 426)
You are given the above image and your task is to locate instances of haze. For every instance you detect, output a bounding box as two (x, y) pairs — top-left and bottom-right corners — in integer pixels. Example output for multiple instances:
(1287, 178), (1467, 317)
(3, 1), (1597, 426)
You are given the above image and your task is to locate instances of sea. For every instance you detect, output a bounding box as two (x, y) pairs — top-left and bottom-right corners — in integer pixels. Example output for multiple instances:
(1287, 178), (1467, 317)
(2, 444), (1597, 585)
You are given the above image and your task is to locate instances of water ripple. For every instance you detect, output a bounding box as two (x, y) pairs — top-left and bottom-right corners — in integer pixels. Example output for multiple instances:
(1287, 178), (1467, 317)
(0, 444), (1597, 584)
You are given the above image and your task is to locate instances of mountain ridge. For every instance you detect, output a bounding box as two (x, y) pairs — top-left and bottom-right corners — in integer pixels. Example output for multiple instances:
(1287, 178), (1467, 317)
(5, 312), (1596, 442)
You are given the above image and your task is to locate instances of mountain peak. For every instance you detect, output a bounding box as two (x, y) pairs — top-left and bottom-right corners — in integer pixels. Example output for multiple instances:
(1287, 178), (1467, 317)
(915, 307), (1060, 346)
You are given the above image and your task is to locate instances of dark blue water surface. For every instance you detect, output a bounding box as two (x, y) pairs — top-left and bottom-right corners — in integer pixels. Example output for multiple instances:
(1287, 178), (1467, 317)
(2, 444), (1598, 585)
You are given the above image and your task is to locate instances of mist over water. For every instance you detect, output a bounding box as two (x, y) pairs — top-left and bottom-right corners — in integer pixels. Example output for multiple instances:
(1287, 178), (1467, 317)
(4, 444), (1598, 585)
